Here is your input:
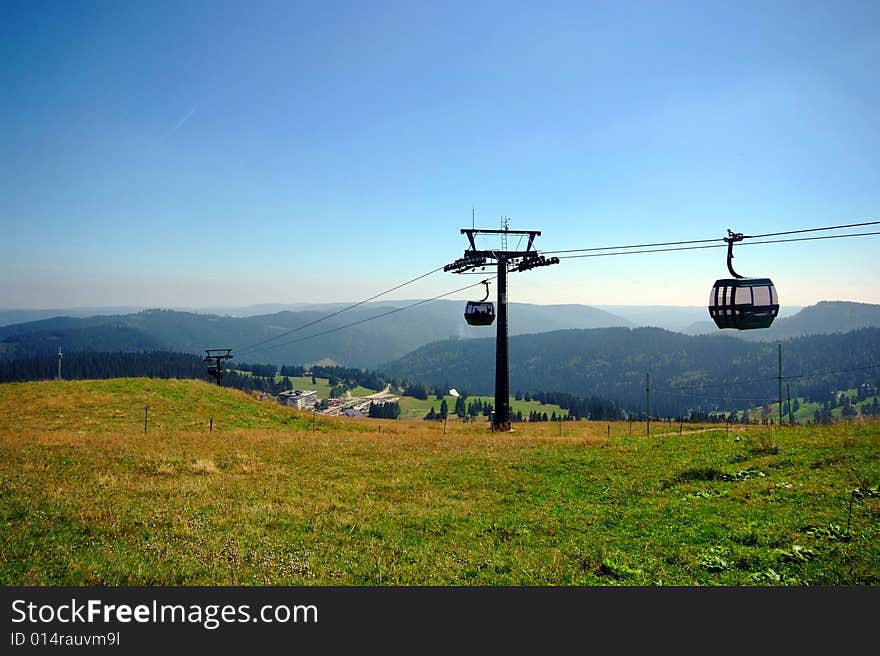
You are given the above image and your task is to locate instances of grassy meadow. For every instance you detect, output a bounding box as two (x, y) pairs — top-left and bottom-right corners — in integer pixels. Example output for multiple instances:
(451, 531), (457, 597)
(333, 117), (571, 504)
(397, 394), (569, 420)
(1, 378), (878, 585)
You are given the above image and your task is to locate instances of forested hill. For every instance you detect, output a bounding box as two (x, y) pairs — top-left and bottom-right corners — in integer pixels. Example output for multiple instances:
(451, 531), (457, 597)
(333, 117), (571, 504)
(746, 301), (880, 340)
(0, 351), (210, 383)
(0, 304), (629, 368)
(382, 326), (880, 417)
(3, 301), (879, 370)
(684, 301), (880, 338)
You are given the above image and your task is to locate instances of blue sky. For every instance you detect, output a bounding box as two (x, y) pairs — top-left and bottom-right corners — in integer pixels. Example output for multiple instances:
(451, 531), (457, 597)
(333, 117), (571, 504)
(2, 0), (878, 310)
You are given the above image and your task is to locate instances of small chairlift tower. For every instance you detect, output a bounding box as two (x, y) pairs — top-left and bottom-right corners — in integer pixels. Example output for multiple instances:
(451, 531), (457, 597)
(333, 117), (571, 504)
(204, 348), (233, 385)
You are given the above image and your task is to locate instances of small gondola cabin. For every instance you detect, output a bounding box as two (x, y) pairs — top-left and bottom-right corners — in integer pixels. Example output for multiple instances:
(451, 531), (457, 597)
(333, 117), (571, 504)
(464, 301), (495, 326)
(708, 277), (779, 330)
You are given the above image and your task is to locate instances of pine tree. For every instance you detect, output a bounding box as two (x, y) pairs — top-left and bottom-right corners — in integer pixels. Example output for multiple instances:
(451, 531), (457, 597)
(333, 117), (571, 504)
(454, 395), (466, 418)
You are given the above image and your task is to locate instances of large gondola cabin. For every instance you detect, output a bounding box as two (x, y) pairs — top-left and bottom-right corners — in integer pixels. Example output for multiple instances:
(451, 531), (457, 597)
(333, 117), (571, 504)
(708, 230), (780, 330)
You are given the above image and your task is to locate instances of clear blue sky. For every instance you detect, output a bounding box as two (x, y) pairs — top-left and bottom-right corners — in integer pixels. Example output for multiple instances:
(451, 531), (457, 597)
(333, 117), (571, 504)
(2, 0), (878, 309)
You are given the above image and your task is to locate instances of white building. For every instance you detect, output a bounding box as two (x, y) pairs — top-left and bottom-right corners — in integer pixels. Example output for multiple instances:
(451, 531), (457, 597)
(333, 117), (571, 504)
(277, 389), (318, 409)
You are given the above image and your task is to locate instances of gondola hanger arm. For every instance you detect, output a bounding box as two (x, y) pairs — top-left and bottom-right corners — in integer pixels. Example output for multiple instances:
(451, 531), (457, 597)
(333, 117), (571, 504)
(480, 280), (491, 302)
(724, 229), (745, 279)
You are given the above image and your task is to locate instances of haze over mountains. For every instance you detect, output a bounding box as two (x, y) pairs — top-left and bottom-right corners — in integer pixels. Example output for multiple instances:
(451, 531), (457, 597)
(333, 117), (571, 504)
(1, 300), (878, 370)
(682, 301), (880, 340)
(0, 302), (794, 332)
(596, 305), (804, 333)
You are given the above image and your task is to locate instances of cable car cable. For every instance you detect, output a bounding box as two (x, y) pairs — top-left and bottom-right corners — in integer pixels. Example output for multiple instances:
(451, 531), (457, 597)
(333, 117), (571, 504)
(747, 220), (880, 240)
(234, 265), (447, 358)
(542, 219), (879, 257)
(557, 242), (724, 260)
(554, 230), (880, 261)
(735, 230), (880, 249)
(545, 236), (722, 255)
(230, 222), (879, 361)
(241, 276), (498, 355)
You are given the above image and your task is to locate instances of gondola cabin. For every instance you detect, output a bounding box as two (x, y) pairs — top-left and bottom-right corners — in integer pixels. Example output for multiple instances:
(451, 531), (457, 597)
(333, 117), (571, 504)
(465, 301), (495, 326)
(708, 277), (779, 330)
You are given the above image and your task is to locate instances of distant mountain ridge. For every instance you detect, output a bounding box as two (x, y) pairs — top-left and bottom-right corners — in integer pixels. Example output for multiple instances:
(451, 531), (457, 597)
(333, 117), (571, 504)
(0, 301), (631, 368)
(0, 307), (145, 327)
(1, 300), (877, 369)
(3, 299), (879, 418)
(683, 301), (880, 339)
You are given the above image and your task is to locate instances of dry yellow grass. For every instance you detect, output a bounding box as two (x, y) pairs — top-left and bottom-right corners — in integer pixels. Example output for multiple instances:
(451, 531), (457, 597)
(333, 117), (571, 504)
(2, 379), (878, 585)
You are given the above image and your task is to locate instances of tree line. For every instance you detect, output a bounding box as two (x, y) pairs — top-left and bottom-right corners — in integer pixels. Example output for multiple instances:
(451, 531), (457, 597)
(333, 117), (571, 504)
(422, 390), (625, 422)
(385, 327), (880, 418)
(0, 351), (209, 383)
(0, 351), (296, 397)
(368, 401), (401, 419)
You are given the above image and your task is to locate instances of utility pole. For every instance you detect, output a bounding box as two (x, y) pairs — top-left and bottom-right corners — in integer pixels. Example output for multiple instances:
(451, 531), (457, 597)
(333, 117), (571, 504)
(645, 373), (651, 437)
(787, 382), (793, 426)
(778, 343), (783, 427)
(445, 226), (558, 432)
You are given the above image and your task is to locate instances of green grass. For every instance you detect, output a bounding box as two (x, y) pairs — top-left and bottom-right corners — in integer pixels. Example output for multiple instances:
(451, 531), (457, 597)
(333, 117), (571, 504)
(397, 394), (569, 421)
(236, 373), (383, 403)
(0, 378), (334, 434)
(472, 396), (569, 420)
(746, 391), (879, 423)
(282, 376), (380, 400)
(346, 385), (380, 397)
(1, 378), (879, 585)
